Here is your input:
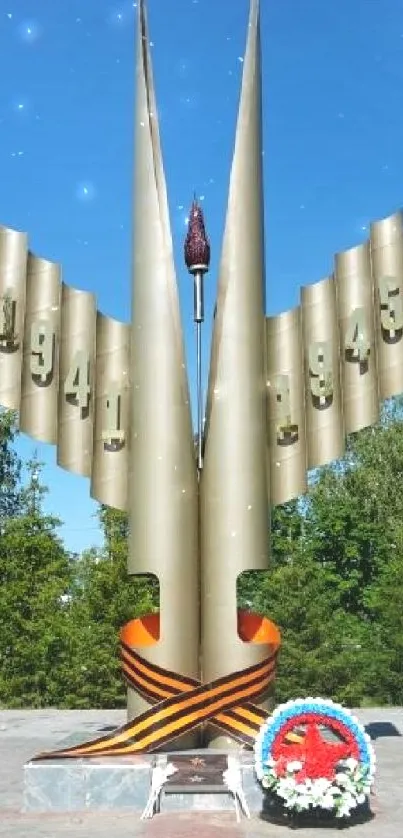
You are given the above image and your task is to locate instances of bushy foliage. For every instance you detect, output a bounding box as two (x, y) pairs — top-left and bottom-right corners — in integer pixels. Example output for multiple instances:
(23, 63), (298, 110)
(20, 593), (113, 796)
(1, 401), (403, 709)
(0, 449), (73, 707)
(238, 402), (403, 706)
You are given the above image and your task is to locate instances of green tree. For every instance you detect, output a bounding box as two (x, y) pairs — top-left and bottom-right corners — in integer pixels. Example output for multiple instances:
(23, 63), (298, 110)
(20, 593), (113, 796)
(239, 401), (403, 707)
(0, 456), (73, 707)
(0, 409), (22, 522)
(247, 555), (371, 705)
(63, 506), (158, 708)
(363, 554), (403, 705)
(304, 404), (403, 617)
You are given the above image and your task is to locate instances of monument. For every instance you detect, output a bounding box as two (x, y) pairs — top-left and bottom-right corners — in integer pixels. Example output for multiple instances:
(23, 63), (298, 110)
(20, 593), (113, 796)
(29, 0), (281, 760)
(0, 0), (401, 806)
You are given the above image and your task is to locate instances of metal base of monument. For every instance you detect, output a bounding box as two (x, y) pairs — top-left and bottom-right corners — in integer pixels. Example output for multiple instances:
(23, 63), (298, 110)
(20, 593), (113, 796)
(23, 740), (263, 814)
(261, 792), (374, 830)
(154, 753), (233, 815)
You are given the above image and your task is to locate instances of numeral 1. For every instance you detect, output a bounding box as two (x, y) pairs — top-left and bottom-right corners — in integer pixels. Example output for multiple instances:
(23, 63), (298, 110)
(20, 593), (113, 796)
(0, 294), (18, 346)
(102, 384), (125, 446)
(269, 373), (298, 443)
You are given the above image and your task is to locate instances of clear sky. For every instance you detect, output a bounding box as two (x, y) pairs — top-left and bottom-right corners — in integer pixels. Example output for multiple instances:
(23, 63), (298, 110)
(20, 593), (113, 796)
(0, 0), (402, 553)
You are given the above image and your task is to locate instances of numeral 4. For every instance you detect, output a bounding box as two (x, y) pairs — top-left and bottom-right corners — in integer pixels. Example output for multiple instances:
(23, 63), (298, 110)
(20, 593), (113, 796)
(344, 307), (370, 362)
(64, 349), (90, 410)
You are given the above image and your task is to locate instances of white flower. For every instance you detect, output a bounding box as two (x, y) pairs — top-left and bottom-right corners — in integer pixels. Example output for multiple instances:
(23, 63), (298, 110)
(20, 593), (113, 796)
(322, 794), (337, 810)
(279, 779), (296, 792)
(341, 792), (357, 809)
(307, 778), (334, 808)
(276, 777), (297, 800)
(312, 778), (331, 793)
(295, 794), (311, 811)
(335, 772), (355, 792)
(337, 791), (358, 819)
(337, 805), (351, 818)
(344, 757), (358, 771)
(287, 760), (303, 772)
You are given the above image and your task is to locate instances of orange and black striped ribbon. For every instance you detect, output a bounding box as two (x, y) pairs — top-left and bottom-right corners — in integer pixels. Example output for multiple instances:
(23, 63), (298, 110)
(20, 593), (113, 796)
(33, 641), (277, 760)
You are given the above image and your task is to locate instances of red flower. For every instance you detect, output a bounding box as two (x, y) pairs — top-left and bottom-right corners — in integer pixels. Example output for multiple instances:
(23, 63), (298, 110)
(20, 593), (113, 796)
(275, 756), (288, 777)
(272, 715), (359, 782)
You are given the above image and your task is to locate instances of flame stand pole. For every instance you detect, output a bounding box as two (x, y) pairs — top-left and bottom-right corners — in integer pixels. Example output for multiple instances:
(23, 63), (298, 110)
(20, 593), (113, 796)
(184, 197), (211, 472)
(194, 270), (204, 471)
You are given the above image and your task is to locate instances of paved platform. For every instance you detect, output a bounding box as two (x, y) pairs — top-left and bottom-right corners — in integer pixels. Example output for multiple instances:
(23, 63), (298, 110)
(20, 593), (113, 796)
(0, 708), (402, 837)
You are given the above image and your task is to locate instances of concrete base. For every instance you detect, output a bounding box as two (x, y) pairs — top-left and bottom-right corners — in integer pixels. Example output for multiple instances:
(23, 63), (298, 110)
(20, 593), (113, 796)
(2, 708), (402, 838)
(24, 755), (152, 813)
(23, 739), (263, 814)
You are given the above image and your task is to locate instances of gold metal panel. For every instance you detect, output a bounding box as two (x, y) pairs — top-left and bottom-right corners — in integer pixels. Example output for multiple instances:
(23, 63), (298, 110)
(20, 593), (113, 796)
(57, 284), (96, 477)
(127, 0), (199, 739)
(301, 276), (344, 469)
(370, 211), (403, 400)
(335, 242), (379, 434)
(266, 308), (307, 505)
(20, 253), (61, 443)
(91, 313), (129, 511)
(200, 0), (269, 747)
(0, 226), (28, 409)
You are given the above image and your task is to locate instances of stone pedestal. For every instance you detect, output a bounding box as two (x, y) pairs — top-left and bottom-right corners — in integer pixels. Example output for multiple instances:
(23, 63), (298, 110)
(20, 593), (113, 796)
(23, 739), (264, 815)
(24, 755), (153, 813)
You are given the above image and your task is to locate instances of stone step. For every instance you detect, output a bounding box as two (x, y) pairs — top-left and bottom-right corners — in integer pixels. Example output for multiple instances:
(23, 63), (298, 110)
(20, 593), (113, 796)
(23, 747), (263, 814)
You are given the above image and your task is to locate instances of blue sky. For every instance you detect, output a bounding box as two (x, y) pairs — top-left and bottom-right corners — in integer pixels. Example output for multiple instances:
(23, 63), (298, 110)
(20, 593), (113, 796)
(1, 0), (403, 553)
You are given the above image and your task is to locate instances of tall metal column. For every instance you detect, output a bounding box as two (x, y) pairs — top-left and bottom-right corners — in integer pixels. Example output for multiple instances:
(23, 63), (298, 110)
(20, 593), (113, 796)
(200, 0), (270, 748)
(127, 0), (200, 747)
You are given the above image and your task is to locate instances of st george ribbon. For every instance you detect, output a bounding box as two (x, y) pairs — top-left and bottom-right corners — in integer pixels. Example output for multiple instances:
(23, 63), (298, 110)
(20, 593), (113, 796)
(2, 0), (403, 757)
(34, 614), (279, 758)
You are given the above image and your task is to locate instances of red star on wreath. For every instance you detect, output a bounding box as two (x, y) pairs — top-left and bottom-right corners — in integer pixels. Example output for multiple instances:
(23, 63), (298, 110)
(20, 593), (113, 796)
(274, 722), (353, 781)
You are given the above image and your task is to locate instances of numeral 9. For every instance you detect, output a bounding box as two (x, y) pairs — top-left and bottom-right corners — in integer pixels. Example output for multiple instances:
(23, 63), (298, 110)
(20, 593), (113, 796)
(30, 320), (54, 381)
(308, 341), (333, 404)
